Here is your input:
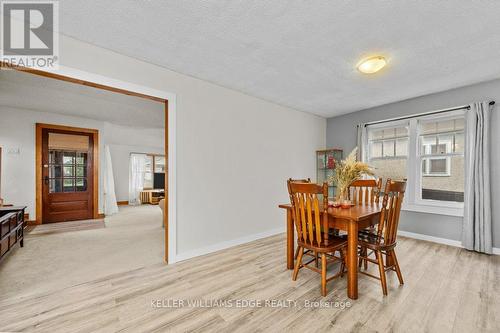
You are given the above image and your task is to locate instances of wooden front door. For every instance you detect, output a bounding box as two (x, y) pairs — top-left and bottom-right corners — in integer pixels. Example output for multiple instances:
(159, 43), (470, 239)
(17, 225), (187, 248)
(42, 129), (94, 223)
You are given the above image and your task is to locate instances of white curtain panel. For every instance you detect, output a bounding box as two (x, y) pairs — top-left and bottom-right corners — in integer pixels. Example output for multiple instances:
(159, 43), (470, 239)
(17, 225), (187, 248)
(129, 153), (146, 205)
(462, 102), (493, 254)
(356, 124), (366, 161)
(103, 145), (119, 216)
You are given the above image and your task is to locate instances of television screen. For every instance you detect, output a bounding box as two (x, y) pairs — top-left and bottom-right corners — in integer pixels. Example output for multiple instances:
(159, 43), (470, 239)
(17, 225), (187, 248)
(153, 173), (165, 189)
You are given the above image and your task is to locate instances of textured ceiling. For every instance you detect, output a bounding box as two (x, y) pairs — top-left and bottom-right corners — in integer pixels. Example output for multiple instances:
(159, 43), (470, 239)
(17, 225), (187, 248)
(57, 1), (500, 117)
(0, 70), (164, 128)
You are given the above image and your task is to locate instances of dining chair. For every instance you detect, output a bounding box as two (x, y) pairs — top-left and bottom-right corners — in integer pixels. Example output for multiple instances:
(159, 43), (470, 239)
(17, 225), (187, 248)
(348, 177), (382, 268)
(288, 178), (312, 261)
(348, 178), (382, 205)
(357, 179), (407, 295)
(287, 180), (347, 296)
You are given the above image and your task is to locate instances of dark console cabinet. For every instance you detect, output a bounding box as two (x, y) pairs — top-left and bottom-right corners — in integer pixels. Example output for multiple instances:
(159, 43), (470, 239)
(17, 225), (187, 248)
(0, 206), (26, 262)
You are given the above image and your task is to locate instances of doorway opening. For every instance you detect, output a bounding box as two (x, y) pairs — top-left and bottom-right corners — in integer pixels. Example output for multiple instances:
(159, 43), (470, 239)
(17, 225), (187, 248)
(2, 63), (172, 263)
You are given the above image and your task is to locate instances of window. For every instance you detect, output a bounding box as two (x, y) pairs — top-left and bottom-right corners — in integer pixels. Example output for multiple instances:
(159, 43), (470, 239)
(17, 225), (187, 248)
(363, 109), (466, 216)
(131, 153), (165, 190)
(418, 116), (464, 203)
(143, 155), (154, 189)
(154, 156), (166, 173)
(366, 121), (409, 186)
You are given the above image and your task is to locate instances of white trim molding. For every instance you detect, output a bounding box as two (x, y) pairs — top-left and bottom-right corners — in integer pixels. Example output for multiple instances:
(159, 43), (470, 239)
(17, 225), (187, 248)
(398, 230), (500, 255)
(174, 227), (284, 263)
(402, 204), (463, 217)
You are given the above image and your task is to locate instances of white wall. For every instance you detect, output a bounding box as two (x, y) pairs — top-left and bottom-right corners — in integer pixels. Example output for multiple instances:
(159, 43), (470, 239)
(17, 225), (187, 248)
(0, 106), (164, 218)
(57, 35), (326, 257)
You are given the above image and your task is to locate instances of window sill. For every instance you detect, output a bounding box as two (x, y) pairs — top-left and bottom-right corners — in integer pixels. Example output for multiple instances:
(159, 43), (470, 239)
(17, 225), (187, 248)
(402, 204), (464, 217)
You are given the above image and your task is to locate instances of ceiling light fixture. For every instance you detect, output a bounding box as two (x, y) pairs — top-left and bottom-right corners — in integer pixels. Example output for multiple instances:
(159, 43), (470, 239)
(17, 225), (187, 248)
(357, 56), (387, 74)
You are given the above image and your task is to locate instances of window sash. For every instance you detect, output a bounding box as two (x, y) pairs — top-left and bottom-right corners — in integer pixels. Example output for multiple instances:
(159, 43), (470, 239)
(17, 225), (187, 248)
(363, 109), (466, 214)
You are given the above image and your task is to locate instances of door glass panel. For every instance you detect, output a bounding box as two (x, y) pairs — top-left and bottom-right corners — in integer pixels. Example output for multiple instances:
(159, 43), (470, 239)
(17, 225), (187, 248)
(76, 166), (86, 177)
(48, 149), (88, 193)
(49, 179), (62, 193)
(49, 151), (63, 164)
(63, 152), (75, 165)
(49, 165), (62, 178)
(76, 152), (87, 165)
(76, 178), (87, 191)
(63, 166), (74, 177)
(63, 179), (75, 192)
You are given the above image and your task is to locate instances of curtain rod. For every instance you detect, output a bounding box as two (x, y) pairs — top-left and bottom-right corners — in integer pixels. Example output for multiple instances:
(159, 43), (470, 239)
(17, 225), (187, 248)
(361, 101), (495, 127)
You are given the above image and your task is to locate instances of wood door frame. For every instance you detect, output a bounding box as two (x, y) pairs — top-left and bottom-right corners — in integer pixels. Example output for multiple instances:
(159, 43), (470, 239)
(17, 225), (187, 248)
(36, 123), (99, 224)
(2, 62), (172, 263)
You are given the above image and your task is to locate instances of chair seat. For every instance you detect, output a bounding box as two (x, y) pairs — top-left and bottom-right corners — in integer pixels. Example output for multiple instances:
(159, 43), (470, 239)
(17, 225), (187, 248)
(357, 231), (396, 251)
(298, 235), (347, 253)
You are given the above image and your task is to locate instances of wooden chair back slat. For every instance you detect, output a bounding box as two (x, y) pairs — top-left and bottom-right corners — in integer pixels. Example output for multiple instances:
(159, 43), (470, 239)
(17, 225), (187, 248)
(287, 178), (311, 239)
(313, 197), (321, 245)
(306, 194), (314, 243)
(377, 179), (406, 245)
(348, 178), (382, 205)
(287, 180), (329, 247)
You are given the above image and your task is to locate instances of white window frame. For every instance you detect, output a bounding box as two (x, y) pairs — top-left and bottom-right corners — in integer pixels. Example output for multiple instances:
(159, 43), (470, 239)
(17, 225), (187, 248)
(363, 109), (466, 217)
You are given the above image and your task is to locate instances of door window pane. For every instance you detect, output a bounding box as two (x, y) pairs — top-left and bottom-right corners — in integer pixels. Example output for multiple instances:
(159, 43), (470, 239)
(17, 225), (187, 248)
(76, 166), (86, 177)
(49, 165), (62, 178)
(63, 179), (75, 192)
(49, 151), (59, 164)
(76, 178), (87, 191)
(63, 152), (75, 165)
(63, 166), (74, 177)
(49, 179), (62, 193)
(48, 149), (89, 194)
(76, 152), (87, 165)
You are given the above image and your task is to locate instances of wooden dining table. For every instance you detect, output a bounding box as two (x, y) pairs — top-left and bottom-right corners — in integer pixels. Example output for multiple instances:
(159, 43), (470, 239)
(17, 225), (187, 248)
(279, 203), (382, 300)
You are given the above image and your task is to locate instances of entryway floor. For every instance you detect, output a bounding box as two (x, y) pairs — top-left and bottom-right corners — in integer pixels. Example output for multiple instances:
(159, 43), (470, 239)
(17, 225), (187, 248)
(0, 205), (163, 300)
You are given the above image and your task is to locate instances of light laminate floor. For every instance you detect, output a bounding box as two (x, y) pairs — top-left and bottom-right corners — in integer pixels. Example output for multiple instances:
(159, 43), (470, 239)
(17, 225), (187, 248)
(0, 225), (499, 332)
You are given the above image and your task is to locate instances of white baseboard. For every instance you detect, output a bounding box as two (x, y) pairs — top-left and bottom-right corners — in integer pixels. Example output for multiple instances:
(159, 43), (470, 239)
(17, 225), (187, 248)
(171, 228), (498, 263)
(398, 230), (500, 255)
(173, 227), (284, 263)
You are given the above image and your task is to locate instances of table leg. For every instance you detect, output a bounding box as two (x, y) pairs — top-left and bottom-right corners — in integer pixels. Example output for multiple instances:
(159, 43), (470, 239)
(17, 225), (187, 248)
(347, 221), (358, 299)
(286, 209), (294, 270)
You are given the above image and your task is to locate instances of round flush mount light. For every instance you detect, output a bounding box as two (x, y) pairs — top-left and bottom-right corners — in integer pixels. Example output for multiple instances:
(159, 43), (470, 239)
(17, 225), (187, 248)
(357, 56), (387, 74)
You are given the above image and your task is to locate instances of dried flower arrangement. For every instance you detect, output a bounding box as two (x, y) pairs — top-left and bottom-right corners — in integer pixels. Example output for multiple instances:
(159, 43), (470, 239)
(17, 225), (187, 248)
(328, 147), (374, 201)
